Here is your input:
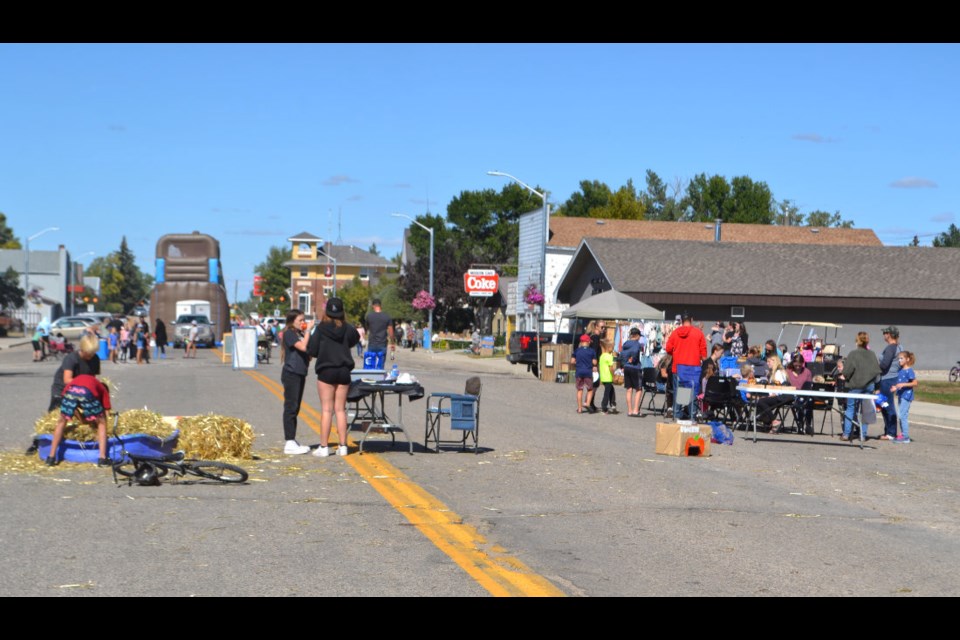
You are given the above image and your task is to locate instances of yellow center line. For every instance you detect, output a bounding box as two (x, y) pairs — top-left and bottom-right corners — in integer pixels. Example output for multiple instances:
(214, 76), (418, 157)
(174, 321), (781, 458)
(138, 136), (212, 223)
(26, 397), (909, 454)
(239, 366), (564, 597)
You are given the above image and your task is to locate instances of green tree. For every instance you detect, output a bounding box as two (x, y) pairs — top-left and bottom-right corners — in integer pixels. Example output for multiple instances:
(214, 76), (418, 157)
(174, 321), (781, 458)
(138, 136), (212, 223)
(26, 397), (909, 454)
(337, 276), (372, 325)
(0, 212), (21, 249)
(686, 174), (774, 224)
(932, 223), (960, 247)
(589, 179), (645, 220)
(368, 243), (380, 256)
(557, 180), (613, 218)
(446, 183), (541, 266)
(84, 241), (152, 314)
(910, 235), (920, 247)
(686, 173), (732, 221)
(116, 237), (152, 310)
(805, 210), (854, 228)
(0, 266), (24, 308)
(776, 199), (804, 226)
(641, 170), (687, 221)
(254, 245), (292, 317)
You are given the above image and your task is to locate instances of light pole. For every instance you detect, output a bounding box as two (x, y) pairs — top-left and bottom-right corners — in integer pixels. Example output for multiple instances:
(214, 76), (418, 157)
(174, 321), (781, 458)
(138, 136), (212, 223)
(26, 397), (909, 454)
(24, 227), (60, 324)
(393, 213), (434, 352)
(487, 170), (549, 380)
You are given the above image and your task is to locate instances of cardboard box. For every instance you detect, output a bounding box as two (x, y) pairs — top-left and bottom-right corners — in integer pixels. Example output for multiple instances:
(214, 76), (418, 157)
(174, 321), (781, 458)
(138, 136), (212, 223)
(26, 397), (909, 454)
(655, 423), (712, 457)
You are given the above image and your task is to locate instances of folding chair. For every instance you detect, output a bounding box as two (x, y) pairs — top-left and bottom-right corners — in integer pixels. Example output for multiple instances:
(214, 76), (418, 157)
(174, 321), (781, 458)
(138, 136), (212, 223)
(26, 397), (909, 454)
(703, 376), (737, 425)
(641, 367), (666, 416)
(424, 376), (481, 453)
(811, 381), (837, 435)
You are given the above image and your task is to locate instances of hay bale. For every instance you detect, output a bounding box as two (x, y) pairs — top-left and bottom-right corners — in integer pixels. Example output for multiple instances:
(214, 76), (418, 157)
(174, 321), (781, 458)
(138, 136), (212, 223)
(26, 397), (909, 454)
(176, 414), (255, 460)
(34, 408), (172, 442)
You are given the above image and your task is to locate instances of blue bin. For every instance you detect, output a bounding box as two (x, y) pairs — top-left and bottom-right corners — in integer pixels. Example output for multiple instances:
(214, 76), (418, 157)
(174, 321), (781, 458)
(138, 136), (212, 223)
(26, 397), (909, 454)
(363, 351), (385, 370)
(37, 430), (180, 464)
(97, 338), (109, 360)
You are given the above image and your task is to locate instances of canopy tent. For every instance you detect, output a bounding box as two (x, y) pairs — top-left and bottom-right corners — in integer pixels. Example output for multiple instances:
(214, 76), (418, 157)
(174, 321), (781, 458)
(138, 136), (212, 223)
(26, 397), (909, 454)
(561, 290), (665, 321)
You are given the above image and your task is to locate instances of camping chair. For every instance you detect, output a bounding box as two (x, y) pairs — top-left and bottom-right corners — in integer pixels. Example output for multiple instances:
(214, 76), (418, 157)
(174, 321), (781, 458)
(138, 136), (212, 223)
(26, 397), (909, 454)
(424, 376), (482, 453)
(641, 367), (667, 416)
(703, 376), (738, 425)
(810, 381), (837, 435)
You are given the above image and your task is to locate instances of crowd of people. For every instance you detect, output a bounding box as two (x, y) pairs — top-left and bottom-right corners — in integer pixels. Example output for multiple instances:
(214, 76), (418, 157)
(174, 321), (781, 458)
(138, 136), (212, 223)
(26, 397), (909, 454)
(570, 314), (917, 444)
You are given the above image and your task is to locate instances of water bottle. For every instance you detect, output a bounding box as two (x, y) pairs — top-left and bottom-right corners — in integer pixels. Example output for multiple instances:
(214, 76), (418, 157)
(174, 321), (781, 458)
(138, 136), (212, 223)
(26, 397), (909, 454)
(390, 364), (399, 380)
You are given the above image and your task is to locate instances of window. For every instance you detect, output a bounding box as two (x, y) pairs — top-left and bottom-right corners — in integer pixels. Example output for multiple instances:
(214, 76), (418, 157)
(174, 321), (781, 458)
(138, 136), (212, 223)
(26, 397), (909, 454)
(297, 242), (312, 257)
(323, 286), (334, 296)
(299, 267), (308, 277)
(359, 267), (371, 280)
(731, 306), (745, 318)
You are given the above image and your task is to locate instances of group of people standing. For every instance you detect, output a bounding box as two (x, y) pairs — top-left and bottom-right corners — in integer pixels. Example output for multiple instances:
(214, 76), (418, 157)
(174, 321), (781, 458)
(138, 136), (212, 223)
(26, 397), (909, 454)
(279, 297), (394, 458)
(104, 316), (169, 364)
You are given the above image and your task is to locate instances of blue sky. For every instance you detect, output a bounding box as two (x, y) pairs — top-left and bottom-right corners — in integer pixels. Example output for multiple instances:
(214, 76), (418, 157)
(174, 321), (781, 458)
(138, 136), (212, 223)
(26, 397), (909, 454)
(2, 43), (957, 298)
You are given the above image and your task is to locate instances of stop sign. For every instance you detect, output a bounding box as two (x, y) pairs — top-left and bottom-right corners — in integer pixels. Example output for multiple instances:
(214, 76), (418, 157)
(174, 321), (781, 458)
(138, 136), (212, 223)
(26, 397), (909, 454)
(464, 270), (499, 297)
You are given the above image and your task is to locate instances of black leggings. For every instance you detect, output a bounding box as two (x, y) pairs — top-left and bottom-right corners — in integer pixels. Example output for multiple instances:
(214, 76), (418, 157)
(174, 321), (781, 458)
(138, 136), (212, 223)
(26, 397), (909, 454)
(281, 370), (307, 441)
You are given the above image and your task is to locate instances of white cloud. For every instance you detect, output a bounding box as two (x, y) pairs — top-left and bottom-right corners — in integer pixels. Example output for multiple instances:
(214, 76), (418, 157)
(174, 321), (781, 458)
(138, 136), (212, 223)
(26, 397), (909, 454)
(321, 175), (359, 186)
(791, 133), (838, 143)
(890, 177), (938, 188)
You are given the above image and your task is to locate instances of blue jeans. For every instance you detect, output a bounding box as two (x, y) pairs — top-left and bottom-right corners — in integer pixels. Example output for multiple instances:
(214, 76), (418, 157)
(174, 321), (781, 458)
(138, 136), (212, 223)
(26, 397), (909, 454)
(673, 365), (701, 420)
(879, 377), (898, 437)
(897, 397), (912, 439)
(843, 383), (875, 438)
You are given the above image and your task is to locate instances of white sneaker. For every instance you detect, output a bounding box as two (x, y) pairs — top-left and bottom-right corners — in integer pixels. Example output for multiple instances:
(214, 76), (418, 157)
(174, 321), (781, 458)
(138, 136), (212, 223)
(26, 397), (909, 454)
(284, 440), (310, 455)
(313, 446), (330, 458)
(336, 445), (349, 457)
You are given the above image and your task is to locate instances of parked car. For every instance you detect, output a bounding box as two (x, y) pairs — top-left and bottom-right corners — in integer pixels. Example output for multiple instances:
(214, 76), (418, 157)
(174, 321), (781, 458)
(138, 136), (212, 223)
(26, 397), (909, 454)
(48, 316), (98, 340)
(171, 314), (216, 348)
(0, 311), (24, 336)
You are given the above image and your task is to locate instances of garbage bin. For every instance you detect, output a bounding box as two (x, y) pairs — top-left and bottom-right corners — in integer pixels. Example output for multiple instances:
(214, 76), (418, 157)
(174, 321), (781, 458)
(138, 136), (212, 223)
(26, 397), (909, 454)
(97, 338), (109, 360)
(422, 328), (431, 351)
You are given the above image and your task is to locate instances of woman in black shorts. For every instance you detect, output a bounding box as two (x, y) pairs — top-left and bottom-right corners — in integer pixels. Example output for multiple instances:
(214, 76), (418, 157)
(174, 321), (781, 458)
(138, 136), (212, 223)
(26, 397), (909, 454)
(307, 297), (360, 457)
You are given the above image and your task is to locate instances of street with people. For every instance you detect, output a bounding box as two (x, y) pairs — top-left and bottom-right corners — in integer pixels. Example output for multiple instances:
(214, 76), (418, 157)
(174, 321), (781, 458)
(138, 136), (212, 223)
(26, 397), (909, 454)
(1, 330), (959, 596)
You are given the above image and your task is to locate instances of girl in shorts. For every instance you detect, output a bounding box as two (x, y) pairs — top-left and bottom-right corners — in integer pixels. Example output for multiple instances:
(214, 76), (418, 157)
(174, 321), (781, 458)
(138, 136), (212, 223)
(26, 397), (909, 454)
(307, 297), (360, 457)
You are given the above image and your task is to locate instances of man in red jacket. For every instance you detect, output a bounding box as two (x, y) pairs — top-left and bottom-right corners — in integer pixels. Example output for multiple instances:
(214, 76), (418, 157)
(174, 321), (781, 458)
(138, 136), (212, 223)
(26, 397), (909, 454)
(666, 311), (707, 420)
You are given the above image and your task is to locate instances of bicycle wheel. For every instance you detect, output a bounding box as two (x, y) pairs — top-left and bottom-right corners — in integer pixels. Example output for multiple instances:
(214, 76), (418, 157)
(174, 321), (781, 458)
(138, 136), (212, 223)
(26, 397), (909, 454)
(184, 460), (248, 483)
(950, 367), (960, 383)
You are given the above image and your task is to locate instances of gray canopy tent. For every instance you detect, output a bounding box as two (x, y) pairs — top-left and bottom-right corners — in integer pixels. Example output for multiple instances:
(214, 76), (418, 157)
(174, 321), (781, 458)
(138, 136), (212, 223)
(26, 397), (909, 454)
(561, 289), (665, 322)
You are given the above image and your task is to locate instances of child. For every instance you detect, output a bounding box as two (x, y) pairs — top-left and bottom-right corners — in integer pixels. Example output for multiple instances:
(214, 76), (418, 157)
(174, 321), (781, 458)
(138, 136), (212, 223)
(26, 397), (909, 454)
(108, 326), (119, 363)
(890, 351), (917, 443)
(598, 339), (618, 414)
(571, 334), (597, 414)
(119, 325), (129, 363)
(45, 336), (112, 467)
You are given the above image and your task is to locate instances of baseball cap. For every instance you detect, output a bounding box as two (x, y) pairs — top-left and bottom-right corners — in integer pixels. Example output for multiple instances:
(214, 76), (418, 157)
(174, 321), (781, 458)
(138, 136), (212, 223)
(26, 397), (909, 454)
(325, 297), (345, 319)
(882, 325), (899, 338)
(579, 334), (591, 343)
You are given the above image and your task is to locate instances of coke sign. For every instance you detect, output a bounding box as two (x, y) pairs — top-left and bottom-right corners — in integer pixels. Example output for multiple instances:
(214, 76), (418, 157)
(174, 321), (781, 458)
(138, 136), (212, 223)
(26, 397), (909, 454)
(464, 269), (499, 297)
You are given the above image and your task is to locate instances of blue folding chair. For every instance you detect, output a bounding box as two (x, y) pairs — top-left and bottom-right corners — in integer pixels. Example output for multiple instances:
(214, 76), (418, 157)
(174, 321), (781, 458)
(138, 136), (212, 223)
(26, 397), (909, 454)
(424, 376), (482, 453)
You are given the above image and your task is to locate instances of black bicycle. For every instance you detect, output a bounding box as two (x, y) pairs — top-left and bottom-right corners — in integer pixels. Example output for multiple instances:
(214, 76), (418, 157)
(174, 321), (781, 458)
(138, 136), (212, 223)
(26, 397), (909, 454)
(950, 362), (960, 383)
(110, 416), (248, 486)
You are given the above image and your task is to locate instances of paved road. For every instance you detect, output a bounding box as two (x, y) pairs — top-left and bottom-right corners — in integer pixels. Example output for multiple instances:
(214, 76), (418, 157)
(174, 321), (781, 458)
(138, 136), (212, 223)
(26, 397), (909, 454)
(1, 343), (958, 596)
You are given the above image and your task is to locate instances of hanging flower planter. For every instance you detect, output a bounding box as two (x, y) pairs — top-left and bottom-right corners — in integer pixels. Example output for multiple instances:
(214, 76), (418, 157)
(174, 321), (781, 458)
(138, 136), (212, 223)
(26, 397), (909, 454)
(523, 284), (545, 307)
(411, 290), (436, 311)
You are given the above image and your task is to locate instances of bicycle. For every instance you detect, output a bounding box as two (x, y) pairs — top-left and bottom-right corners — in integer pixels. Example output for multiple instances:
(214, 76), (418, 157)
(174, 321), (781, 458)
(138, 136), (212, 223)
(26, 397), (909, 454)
(950, 362), (960, 383)
(109, 415), (248, 486)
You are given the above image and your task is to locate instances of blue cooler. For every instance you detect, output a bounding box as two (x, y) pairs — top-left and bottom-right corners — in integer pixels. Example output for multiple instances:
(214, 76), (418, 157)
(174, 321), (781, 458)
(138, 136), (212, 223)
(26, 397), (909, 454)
(363, 351), (385, 370)
(97, 338), (109, 360)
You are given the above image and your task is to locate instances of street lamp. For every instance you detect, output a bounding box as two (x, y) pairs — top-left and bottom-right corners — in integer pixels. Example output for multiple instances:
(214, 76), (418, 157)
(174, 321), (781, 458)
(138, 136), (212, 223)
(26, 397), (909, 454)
(488, 170), (549, 380)
(392, 213), (435, 352)
(24, 227), (60, 324)
(69, 251), (95, 315)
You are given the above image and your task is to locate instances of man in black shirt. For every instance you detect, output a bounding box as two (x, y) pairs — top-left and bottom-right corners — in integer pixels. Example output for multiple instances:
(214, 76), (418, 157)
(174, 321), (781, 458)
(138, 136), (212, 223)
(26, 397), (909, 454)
(364, 298), (394, 367)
